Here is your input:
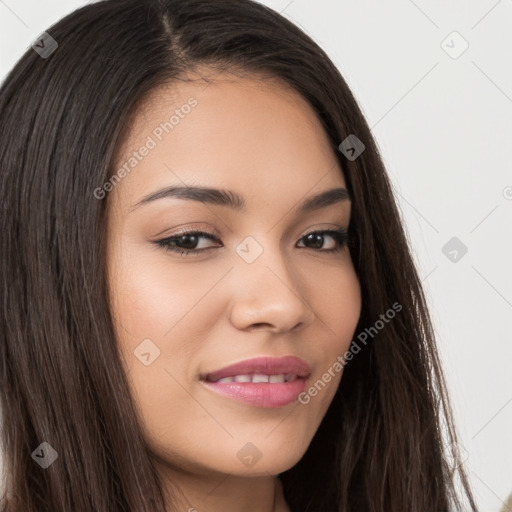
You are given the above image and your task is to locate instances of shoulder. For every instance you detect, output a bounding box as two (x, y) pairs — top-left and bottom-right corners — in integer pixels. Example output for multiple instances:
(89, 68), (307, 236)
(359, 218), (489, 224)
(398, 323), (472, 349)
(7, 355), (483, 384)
(500, 491), (512, 512)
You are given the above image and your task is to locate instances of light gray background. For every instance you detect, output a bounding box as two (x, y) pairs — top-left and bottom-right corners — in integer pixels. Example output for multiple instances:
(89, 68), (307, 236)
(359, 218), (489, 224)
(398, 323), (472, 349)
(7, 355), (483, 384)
(1, 1), (511, 510)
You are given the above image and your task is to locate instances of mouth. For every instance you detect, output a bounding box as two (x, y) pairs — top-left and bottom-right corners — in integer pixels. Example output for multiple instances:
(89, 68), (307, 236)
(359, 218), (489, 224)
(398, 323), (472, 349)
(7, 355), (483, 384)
(199, 355), (311, 408)
(200, 355), (311, 382)
(204, 373), (302, 384)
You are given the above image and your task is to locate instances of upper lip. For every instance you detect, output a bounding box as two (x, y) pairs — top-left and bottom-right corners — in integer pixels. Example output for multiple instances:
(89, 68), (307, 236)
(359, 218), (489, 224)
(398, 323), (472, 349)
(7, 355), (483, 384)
(201, 356), (311, 382)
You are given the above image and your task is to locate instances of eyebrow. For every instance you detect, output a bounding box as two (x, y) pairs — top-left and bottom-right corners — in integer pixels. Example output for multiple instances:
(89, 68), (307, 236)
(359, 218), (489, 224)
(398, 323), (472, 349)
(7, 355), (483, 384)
(129, 184), (351, 215)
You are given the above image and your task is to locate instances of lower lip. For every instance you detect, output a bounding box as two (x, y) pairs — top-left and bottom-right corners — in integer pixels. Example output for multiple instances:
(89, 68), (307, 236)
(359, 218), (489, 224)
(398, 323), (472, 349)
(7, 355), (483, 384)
(200, 377), (307, 408)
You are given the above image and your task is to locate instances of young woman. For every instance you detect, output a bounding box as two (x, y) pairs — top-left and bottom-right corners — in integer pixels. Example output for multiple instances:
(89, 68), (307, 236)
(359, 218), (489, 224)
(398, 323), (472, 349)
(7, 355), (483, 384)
(0, 0), (478, 511)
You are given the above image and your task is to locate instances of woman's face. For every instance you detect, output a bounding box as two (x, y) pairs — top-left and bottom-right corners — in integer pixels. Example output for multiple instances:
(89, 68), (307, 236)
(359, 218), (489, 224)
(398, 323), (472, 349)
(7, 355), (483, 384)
(106, 70), (362, 482)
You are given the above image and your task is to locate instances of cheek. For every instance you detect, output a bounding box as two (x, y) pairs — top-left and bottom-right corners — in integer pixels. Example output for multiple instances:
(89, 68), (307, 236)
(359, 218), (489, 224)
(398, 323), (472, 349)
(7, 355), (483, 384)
(109, 239), (226, 339)
(307, 258), (362, 345)
(305, 261), (361, 393)
(107, 243), (218, 451)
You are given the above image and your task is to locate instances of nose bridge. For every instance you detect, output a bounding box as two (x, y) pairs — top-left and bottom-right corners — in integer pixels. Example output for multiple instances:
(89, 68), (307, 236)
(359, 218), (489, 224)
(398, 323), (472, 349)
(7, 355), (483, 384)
(228, 233), (315, 332)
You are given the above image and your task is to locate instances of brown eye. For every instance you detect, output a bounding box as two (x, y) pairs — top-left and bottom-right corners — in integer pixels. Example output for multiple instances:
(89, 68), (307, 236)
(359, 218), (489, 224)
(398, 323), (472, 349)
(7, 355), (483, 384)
(155, 230), (221, 256)
(297, 229), (349, 252)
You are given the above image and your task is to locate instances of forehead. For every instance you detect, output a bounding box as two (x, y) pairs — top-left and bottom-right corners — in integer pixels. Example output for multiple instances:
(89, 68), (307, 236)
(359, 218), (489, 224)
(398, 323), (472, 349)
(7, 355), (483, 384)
(108, 69), (346, 210)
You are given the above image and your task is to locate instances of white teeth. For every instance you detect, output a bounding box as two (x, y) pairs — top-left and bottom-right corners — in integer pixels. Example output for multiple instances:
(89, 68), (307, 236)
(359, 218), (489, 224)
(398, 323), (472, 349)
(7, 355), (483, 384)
(217, 377), (235, 383)
(252, 373), (269, 383)
(234, 374), (252, 383)
(214, 373), (298, 383)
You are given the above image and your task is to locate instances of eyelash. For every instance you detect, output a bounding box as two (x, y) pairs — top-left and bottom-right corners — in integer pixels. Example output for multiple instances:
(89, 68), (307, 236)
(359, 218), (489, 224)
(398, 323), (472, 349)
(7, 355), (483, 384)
(154, 228), (350, 257)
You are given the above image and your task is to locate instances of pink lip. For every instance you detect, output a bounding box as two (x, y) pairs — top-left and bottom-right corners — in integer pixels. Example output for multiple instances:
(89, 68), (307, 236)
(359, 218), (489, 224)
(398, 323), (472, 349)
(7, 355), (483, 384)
(201, 378), (308, 408)
(199, 356), (311, 408)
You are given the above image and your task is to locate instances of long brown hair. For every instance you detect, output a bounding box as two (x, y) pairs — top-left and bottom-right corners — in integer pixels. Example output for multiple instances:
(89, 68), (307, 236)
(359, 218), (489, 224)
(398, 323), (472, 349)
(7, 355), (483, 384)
(0, 0), (478, 510)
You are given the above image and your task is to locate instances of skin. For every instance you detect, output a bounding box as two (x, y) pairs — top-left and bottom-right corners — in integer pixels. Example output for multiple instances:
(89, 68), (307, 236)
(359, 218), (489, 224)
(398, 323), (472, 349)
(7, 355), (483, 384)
(106, 67), (362, 512)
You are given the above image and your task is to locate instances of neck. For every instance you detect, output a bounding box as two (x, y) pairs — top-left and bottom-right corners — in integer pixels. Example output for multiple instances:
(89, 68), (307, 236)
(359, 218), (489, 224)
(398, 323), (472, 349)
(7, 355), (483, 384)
(157, 463), (290, 512)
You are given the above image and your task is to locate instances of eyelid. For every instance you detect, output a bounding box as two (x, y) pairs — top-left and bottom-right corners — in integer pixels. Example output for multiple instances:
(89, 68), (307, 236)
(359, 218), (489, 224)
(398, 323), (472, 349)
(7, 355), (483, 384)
(156, 222), (346, 243)
(153, 223), (220, 240)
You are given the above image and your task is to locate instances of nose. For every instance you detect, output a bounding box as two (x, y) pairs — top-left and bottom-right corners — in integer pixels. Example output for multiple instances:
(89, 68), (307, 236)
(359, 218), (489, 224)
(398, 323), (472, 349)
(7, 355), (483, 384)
(228, 247), (316, 334)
